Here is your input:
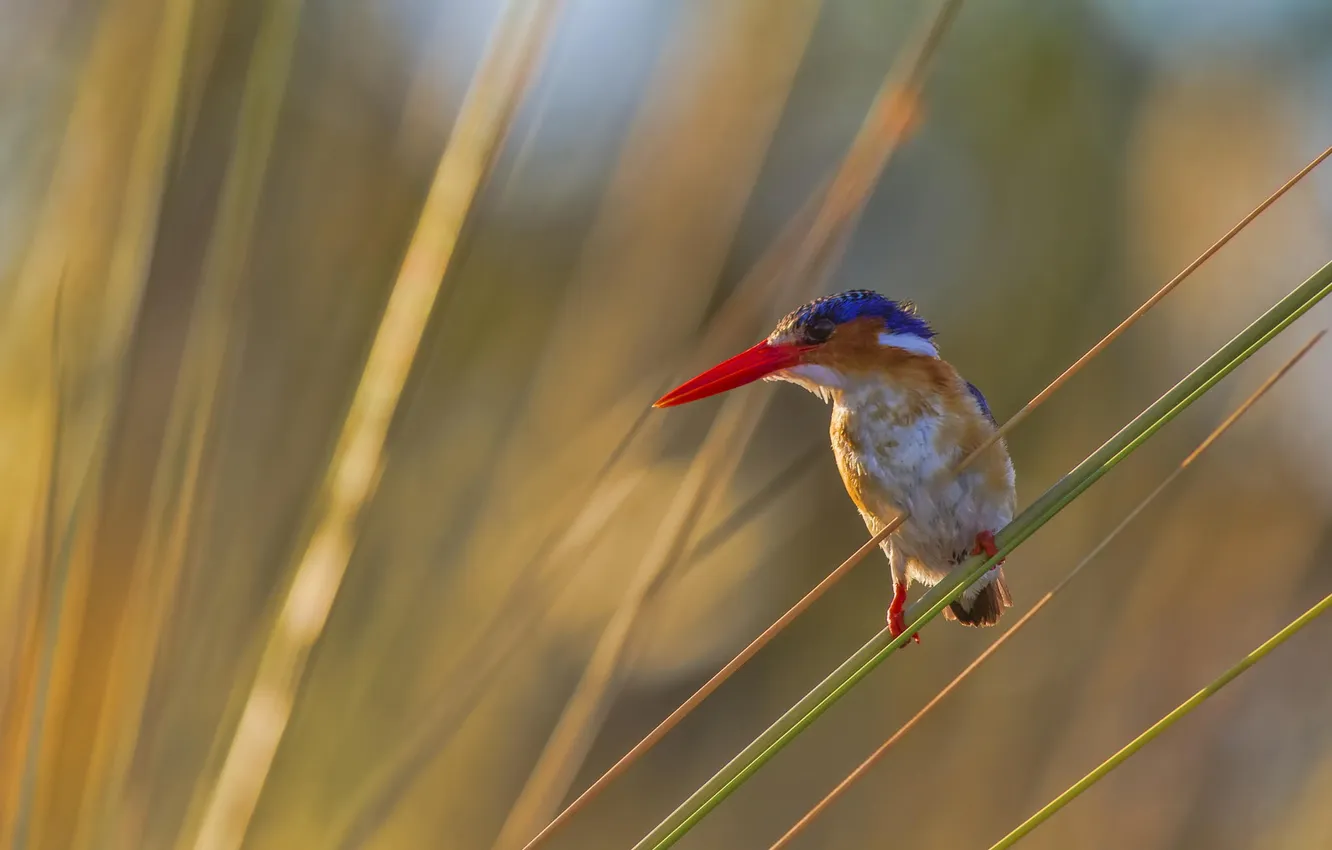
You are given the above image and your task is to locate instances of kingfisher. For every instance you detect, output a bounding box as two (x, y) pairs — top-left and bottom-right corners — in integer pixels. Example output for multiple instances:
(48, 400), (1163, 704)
(654, 290), (1015, 642)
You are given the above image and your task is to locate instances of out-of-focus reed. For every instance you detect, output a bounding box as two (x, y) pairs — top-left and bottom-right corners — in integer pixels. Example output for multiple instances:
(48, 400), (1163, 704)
(188, 2), (563, 849)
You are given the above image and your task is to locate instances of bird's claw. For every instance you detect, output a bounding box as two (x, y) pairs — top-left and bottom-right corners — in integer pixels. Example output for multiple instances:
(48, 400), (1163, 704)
(971, 530), (1003, 567)
(887, 597), (921, 645)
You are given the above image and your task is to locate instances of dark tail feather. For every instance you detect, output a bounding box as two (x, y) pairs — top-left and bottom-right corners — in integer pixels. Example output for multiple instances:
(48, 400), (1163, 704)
(945, 569), (1012, 627)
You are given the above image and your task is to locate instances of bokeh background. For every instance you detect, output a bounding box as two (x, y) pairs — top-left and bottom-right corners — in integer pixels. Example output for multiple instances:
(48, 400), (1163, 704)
(3, 1), (1332, 849)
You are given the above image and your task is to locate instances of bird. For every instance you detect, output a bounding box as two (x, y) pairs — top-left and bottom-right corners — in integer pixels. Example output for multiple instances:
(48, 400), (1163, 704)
(653, 290), (1015, 642)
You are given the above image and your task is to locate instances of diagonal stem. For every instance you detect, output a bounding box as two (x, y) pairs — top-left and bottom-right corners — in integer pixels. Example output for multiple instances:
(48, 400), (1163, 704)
(528, 140), (1332, 848)
(632, 258), (1332, 849)
(953, 143), (1332, 472)
(989, 587), (1332, 850)
(768, 330), (1325, 849)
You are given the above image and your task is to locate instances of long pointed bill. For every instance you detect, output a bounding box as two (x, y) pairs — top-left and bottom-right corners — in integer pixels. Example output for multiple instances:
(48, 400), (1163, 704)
(653, 340), (811, 408)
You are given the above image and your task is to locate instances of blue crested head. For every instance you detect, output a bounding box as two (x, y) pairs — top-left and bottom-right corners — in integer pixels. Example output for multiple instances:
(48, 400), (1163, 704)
(771, 290), (935, 344)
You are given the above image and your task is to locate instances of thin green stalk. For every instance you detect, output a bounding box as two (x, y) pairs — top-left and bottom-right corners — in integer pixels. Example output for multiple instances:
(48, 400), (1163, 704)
(768, 330), (1324, 850)
(633, 258), (1332, 850)
(990, 588), (1332, 850)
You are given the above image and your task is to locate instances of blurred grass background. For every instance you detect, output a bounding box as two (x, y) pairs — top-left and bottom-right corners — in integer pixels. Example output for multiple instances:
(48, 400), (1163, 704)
(2, 1), (1332, 849)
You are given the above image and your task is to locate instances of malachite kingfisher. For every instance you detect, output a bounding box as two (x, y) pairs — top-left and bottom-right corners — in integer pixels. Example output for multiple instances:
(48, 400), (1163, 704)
(655, 290), (1015, 642)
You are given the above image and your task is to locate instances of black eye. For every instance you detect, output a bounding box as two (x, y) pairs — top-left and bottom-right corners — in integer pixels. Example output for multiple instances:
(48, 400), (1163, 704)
(805, 318), (836, 343)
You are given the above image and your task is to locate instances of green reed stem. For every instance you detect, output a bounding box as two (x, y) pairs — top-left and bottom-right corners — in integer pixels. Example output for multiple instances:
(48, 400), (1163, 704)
(633, 258), (1332, 850)
(766, 330), (1323, 850)
(990, 588), (1332, 849)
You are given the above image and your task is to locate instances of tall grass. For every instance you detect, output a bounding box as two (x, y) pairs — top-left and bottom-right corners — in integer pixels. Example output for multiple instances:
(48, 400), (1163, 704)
(159, 0), (320, 843)
(186, 2), (563, 849)
(5, 4), (1329, 849)
(1, 0), (198, 845)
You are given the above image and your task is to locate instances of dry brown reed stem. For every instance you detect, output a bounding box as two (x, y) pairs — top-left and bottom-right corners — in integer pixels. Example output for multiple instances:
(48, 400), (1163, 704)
(332, 438), (816, 850)
(684, 444), (823, 565)
(398, 185), (828, 750)
(186, 4), (562, 850)
(336, 179), (834, 850)
(492, 386), (776, 850)
(346, 178), (820, 831)
(953, 143), (1332, 473)
(516, 3), (967, 848)
(493, 5), (830, 845)
(333, 424), (659, 850)
(769, 329), (1326, 850)
(522, 141), (1332, 849)
(334, 173), (831, 850)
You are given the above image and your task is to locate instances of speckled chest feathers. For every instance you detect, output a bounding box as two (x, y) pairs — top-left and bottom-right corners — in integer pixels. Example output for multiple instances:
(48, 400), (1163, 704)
(823, 360), (1016, 586)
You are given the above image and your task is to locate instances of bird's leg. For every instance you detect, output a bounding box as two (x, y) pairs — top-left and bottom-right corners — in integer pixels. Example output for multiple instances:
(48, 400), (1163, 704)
(887, 580), (921, 644)
(971, 530), (1003, 567)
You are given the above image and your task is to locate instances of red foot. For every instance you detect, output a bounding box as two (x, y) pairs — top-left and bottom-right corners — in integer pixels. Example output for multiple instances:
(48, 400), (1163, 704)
(971, 530), (1004, 567)
(887, 580), (921, 644)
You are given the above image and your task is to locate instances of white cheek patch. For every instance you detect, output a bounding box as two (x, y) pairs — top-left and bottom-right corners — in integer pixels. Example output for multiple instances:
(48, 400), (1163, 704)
(785, 363), (846, 387)
(878, 333), (938, 358)
(767, 363), (845, 404)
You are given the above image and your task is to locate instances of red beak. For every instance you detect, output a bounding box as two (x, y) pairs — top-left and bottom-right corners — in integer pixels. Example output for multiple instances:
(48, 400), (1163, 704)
(653, 340), (812, 408)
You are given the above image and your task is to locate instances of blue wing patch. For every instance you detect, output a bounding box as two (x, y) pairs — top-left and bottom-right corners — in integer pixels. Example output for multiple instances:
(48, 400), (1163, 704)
(967, 382), (997, 426)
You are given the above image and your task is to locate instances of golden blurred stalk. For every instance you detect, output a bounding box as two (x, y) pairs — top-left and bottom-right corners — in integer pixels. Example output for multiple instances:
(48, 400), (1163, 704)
(336, 180), (829, 850)
(75, 0), (298, 845)
(187, 3), (562, 850)
(492, 387), (770, 850)
(0, 0), (196, 846)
